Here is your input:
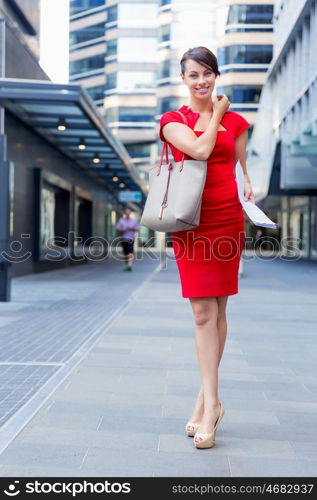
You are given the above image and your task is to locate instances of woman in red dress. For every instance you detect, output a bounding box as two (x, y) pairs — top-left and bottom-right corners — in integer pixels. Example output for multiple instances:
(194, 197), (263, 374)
(159, 47), (255, 449)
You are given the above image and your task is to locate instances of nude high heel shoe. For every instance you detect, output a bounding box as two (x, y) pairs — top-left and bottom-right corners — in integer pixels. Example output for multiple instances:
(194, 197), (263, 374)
(185, 421), (200, 437)
(186, 400), (224, 438)
(194, 401), (225, 449)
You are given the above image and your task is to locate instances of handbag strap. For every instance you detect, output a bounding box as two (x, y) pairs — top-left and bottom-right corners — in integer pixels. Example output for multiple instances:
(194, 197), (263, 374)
(157, 110), (189, 174)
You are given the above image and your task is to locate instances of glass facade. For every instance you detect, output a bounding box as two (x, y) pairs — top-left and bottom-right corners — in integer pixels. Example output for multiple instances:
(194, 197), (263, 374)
(126, 143), (152, 158)
(220, 67), (269, 73)
(158, 59), (181, 82)
(70, 23), (105, 46)
(158, 97), (184, 114)
(107, 107), (156, 122)
(70, 54), (105, 75)
(105, 72), (116, 90)
(106, 71), (156, 92)
(106, 39), (117, 57)
(159, 60), (170, 79)
(227, 4), (273, 25)
(107, 5), (117, 23)
(70, 0), (104, 16)
(311, 198), (317, 259)
(217, 85), (262, 104)
(86, 85), (104, 101)
(158, 24), (170, 43)
(285, 197), (311, 258)
(218, 45), (273, 65)
(40, 187), (55, 249)
(226, 27), (272, 33)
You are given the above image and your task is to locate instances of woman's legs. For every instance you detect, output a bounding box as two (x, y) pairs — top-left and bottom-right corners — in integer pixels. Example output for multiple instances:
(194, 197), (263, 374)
(217, 296), (229, 364)
(186, 295), (228, 435)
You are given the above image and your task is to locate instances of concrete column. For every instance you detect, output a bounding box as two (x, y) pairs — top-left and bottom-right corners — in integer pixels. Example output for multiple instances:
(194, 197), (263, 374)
(0, 19), (12, 301)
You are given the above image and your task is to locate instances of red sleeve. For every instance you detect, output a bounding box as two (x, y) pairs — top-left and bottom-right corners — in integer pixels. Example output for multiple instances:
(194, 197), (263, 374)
(230, 111), (251, 138)
(159, 111), (186, 142)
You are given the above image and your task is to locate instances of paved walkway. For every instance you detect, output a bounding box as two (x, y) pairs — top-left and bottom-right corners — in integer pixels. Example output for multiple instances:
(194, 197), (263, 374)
(0, 250), (316, 477)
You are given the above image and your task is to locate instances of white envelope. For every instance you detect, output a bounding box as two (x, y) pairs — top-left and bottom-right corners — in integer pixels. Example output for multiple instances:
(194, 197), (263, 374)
(235, 161), (278, 229)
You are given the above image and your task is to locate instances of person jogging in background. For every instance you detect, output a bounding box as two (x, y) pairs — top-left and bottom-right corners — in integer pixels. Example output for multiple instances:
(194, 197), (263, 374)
(116, 208), (140, 271)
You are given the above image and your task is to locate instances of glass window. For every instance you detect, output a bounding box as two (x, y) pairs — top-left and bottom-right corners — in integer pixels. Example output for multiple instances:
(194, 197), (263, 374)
(159, 60), (170, 79)
(117, 71), (156, 91)
(105, 72), (116, 90)
(311, 197), (317, 258)
(218, 45), (272, 65)
(158, 24), (170, 43)
(106, 107), (118, 122)
(159, 0), (171, 5)
(228, 4), (273, 24)
(126, 143), (152, 158)
(106, 107), (155, 122)
(117, 38), (157, 62)
(70, 22), (104, 46)
(220, 67), (268, 73)
(40, 187), (55, 249)
(70, 0), (104, 16)
(119, 107), (155, 122)
(158, 97), (184, 114)
(86, 85), (104, 100)
(226, 27), (273, 33)
(70, 54), (105, 75)
(118, 3), (157, 28)
(158, 59), (180, 80)
(107, 4), (117, 23)
(106, 39), (117, 57)
(217, 85), (262, 103)
(106, 71), (155, 91)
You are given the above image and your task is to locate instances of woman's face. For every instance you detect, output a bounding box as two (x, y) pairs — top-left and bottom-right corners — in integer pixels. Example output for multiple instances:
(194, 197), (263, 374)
(181, 59), (216, 101)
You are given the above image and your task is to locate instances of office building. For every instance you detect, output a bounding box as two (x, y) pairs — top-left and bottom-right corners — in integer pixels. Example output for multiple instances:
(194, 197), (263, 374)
(69, 0), (106, 110)
(0, 0), (146, 301)
(247, 0), (317, 259)
(216, 0), (274, 136)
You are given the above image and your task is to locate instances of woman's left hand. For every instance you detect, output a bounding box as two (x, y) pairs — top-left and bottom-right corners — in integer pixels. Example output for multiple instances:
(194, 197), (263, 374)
(244, 175), (255, 203)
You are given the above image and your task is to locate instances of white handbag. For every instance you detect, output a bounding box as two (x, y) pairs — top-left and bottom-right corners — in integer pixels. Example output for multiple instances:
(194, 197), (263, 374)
(140, 111), (207, 232)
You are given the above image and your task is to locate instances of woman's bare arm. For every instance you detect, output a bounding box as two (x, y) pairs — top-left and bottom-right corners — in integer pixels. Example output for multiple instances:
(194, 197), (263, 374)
(161, 96), (230, 161)
(234, 129), (255, 203)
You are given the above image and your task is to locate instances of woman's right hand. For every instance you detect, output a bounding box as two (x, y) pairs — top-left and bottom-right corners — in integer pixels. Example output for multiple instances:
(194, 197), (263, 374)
(212, 94), (230, 117)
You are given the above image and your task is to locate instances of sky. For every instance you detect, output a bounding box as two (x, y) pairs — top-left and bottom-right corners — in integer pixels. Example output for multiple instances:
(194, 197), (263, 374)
(39, 0), (69, 83)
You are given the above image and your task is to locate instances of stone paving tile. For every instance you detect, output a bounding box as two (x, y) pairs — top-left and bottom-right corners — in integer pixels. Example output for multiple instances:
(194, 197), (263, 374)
(228, 456), (316, 477)
(0, 443), (88, 468)
(98, 415), (184, 436)
(17, 426), (159, 452)
(79, 449), (157, 476)
(289, 441), (317, 460)
(263, 389), (316, 403)
(0, 365), (60, 427)
(0, 256), (316, 477)
(220, 422), (317, 443)
(153, 451), (231, 477)
(0, 253), (159, 428)
(0, 465), (89, 477)
(158, 434), (295, 459)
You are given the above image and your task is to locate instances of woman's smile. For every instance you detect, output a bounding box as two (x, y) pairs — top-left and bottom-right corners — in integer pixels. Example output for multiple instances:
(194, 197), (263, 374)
(196, 87), (210, 94)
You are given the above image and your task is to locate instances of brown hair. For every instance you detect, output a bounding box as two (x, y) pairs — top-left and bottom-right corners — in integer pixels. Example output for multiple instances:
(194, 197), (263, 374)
(180, 46), (220, 77)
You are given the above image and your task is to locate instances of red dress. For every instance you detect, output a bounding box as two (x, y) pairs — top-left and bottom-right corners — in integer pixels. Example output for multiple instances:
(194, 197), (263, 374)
(159, 105), (251, 298)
